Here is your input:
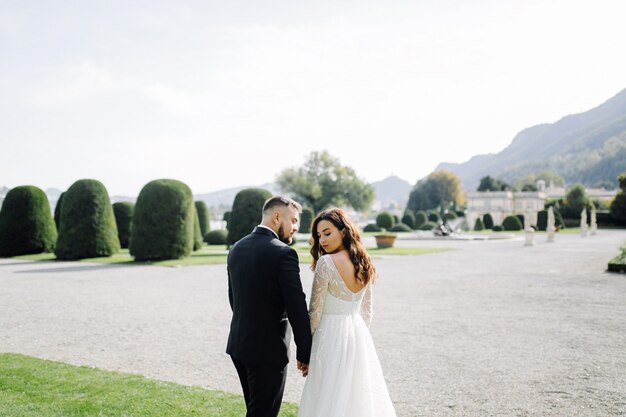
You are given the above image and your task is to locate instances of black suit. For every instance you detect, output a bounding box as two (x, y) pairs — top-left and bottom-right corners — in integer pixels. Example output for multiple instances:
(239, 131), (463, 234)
(227, 226), (312, 417)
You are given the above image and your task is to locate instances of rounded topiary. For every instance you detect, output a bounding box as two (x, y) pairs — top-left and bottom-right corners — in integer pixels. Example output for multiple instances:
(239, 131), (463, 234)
(112, 202), (134, 249)
(536, 210), (548, 231)
(428, 212), (441, 223)
(393, 214), (400, 225)
(204, 229), (227, 245)
(493, 225), (504, 232)
(389, 223), (412, 232)
(130, 179), (195, 261)
(195, 201), (210, 236)
(0, 186), (57, 257)
(419, 221), (437, 231)
(53, 192), (65, 230)
(516, 214), (525, 228)
(483, 213), (494, 229)
(376, 212), (394, 229)
(55, 180), (120, 260)
(402, 211), (416, 229)
(363, 223), (383, 232)
(414, 211), (428, 228)
(299, 208), (314, 234)
(227, 188), (273, 246)
(443, 211), (457, 222)
(473, 218), (485, 231)
(193, 206), (203, 251)
(502, 215), (523, 231)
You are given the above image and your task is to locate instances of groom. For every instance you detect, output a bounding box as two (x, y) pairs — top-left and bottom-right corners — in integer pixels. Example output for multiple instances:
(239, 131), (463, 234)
(227, 196), (312, 417)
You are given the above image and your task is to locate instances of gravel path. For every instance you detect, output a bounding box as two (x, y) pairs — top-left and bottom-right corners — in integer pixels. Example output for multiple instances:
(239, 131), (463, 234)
(1, 231), (625, 416)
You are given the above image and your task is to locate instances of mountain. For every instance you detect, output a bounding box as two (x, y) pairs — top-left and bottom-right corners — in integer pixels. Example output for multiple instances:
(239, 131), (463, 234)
(194, 183), (281, 208)
(371, 176), (413, 209)
(436, 88), (626, 190)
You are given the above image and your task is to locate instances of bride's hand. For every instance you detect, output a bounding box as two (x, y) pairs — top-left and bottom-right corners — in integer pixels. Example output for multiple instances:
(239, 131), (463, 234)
(297, 361), (309, 377)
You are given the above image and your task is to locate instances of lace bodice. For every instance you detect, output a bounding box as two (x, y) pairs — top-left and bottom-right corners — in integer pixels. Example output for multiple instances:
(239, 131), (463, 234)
(309, 255), (373, 333)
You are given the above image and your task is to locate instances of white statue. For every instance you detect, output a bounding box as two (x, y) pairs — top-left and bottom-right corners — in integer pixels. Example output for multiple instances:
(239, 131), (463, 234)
(580, 208), (588, 237)
(547, 206), (556, 242)
(590, 205), (598, 235)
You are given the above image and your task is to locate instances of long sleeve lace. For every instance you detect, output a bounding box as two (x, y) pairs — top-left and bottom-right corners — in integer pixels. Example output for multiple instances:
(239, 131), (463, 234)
(309, 257), (331, 334)
(360, 283), (373, 328)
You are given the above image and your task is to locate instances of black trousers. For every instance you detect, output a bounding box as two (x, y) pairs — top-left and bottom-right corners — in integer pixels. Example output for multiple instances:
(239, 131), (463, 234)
(232, 357), (288, 417)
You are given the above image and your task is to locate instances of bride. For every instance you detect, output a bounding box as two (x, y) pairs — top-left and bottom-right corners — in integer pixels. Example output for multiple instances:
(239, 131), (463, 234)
(298, 207), (397, 417)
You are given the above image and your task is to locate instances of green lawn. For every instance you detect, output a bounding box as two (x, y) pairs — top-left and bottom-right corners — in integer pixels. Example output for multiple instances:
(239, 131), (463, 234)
(11, 244), (446, 267)
(0, 353), (298, 417)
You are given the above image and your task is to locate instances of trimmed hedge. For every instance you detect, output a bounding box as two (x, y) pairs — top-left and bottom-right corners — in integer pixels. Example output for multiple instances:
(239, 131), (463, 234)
(53, 192), (65, 230)
(223, 211), (231, 230)
(130, 179), (195, 261)
(376, 212), (395, 229)
(402, 211), (416, 229)
(493, 225), (504, 232)
(536, 210), (548, 231)
(227, 188), (272, 246)
(427, 212), (441, 223)
(55, 180), (120, 260)
(195, 201), (211, 236)
(483, 213), (494, 229)
(502, 215), (523, 231)
(193, 206), (203, 251)
(204, 230), (227, 245)
(299, 208), (314, 234)
(443, 211), (458, 222)
(112, 202), (134, 249)
(474, 218), (485, 231)
(0, 186), (57, 257)
(419, 221), (437, 231)
(363, 223), (383, 232)
(516, 214), (525, 228)
(414, 211), (428, 228)
(389, 223), (412, 232)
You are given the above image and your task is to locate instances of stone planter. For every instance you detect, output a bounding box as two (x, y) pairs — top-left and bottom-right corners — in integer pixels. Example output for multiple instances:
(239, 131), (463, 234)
(374, 234), (397, 249)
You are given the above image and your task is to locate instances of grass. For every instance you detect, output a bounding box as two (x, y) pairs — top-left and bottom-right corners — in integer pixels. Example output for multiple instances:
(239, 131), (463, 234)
(0, 353), (298, 417)
(10, 243), (445, 267)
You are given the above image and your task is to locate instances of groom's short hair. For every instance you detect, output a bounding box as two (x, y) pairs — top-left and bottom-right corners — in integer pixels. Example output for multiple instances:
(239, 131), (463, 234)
(262, 196), (302, 215)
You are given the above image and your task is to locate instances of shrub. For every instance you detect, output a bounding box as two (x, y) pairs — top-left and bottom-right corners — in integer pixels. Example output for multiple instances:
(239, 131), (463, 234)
(376, 212), (394, 229)
(204, 230), (227, 245)
(195, 201), (211, 236)
(112, 202), (134, 249)
(414, 211), (428, 228)
(536, 210), (548, 231)
(610, 172), (626, 223)
(299, 208), (314, 234)
(482, 213), (494, 229)
(443, 211), (458, 222)
(389, 223), (412, 232)
(53, 192), (65, 230)
(363, 223), (383, 232)
(402, 210), (416, 229)
(393, 214), (400, 225)
(227, 188), (272, 246)
(473, 218), (485, 231)
(427, 212), (441, 223)
(55, 179), (120, 260)
(493, 225), (504, 232)
(223, 211), (231, 230)
(0, 186), (57, 257)
(419, 221), (437, 231)
(516, 214), (525, 228)
(502, 215), (523, 231)
(130, 179), (195, 261)
(193, 206), (203, 251)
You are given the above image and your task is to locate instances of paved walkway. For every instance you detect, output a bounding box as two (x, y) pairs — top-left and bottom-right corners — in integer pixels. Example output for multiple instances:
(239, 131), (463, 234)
(1, 230), (625, 416)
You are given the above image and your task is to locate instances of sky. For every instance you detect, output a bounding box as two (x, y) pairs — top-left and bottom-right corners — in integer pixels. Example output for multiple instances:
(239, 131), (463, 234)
(2, 0), (626, 196)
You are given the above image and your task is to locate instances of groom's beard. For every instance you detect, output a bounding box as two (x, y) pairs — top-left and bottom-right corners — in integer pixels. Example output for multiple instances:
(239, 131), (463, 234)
(277, 224), (292, 244)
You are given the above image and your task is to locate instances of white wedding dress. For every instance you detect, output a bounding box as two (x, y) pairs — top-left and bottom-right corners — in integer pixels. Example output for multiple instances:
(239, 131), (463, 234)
(298, 255), (397, 417)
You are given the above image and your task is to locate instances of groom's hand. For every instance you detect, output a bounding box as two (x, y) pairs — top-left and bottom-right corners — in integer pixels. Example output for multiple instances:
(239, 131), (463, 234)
(297, 361), (309, 377)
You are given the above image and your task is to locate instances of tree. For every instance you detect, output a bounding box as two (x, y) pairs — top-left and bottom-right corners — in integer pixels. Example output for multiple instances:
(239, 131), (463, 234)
(562, 183), (590, 219)
(407, 171), (464, 212)
(0, 186), (57, 257)
(227, 188), (272, 246)
(515, 171), (565, 190)
(299, 207), (314, 234)
(376, 212), (394, 229)
(610, 172), (626, 223)
(276, 151), (375, 213)
(477, 176), (511, 192)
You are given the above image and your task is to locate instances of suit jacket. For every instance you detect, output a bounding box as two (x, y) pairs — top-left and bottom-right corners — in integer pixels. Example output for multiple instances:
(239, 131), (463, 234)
(226, 226), (312, 366)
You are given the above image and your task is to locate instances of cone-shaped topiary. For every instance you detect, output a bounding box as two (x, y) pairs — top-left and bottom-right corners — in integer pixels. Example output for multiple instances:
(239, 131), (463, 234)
(112, 202), (134, 249)
(195, 201), (210, 236)
(227, 188), (272, 246)
(376, 212), (394, 229)
(54, 192), (65, 230)
(0, 186), (57, 257)
(473, 218), (485, 231)
(299, 207), (314, 234)
(130, 179), (195, 261)
(55, 180), (120, 260)
(193, 206), (203, 251)
(483, 213), (494, 229)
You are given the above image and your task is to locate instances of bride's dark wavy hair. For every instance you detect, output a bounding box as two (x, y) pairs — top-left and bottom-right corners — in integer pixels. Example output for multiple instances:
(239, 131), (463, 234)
(310, 207), (376, 285)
